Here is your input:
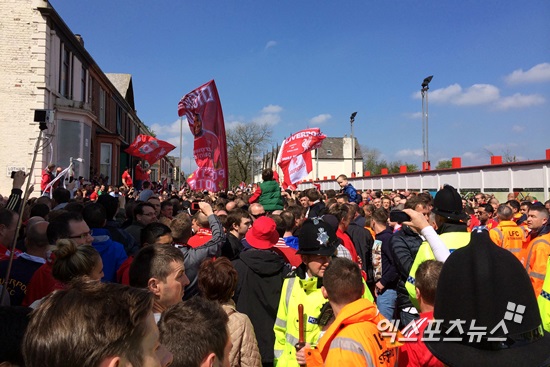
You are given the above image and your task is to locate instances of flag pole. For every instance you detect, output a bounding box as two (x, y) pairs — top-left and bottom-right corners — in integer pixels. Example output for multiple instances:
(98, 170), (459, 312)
(179, 116), (183, 190)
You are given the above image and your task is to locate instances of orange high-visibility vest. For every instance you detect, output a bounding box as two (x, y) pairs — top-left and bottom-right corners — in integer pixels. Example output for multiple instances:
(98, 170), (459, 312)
(489, 220), (527, 263)
(525, 233), (550, 296)
(305, 299), (399, 367)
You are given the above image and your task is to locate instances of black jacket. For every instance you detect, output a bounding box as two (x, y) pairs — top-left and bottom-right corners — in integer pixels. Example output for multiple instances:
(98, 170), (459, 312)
(377, 227), (399, 290)
(391, 225), (423, 281)
(346, 221), (375, 284)
(232, 248), (291, 364)
(391, 225), (423, 310)
(308, 201), (326, 218)
(221, 232), (244, 260)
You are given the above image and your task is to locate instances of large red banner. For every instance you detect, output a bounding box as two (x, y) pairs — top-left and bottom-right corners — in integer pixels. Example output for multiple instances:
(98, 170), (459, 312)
(178, 80), (228, 192)
(125, 134), (175, 165)
(276, 128), (326, 188)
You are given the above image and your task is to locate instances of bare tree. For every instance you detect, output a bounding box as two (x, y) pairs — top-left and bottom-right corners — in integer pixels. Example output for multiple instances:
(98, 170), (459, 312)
(484, 146), (518, 163)
(226, 121), (273, 187)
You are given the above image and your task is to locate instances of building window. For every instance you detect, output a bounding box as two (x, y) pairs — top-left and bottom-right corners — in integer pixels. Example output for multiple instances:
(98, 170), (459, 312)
(326, 149), (332, 156)
(60, 47), (71, 98)
(100, 143), (112, 184)
(99, 88), (106, 126)
(80, 66), (87, 103)
(116, 105), (122, 135)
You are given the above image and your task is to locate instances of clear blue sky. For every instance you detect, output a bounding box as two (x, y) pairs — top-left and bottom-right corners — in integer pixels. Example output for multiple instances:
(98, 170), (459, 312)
(51, 0), (550, 173)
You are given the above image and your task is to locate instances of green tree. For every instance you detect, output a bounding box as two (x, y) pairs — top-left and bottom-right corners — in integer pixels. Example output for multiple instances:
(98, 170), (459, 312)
(436, 159), (453, 169)
(226, 121), (272, 187)
(361, 146), (418, 174)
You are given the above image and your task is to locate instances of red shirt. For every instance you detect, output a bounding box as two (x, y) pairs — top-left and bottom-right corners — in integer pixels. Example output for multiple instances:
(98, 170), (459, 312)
(89, 191), (98, 202)
(399, 311), (444, 367)
(135, 164), (146, 181)
(122, 170), (133, 187)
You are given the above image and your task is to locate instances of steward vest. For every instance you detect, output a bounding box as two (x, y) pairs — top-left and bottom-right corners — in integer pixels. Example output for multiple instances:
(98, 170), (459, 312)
(537, 257), (550, 333)
(525, 233), (550, 296)
(259, 181), (284, 211)
(489, 221), (527, 263)
(273, 274), (373, 366)
(406, 232), (471, 309)
(304, 299), (398, 367)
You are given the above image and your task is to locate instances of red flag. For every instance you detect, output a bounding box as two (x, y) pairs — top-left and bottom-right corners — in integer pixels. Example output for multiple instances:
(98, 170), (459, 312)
(125, 135), (175, 165)
(178, 80), (228, 192)
(277, 128), (326, 187)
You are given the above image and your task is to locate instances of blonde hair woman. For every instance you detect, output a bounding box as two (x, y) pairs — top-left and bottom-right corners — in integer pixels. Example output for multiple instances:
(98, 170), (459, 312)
(30, 239), (103, 309)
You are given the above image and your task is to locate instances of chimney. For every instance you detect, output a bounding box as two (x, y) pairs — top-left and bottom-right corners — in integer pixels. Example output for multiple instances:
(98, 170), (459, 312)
(74, 34), (84, 47)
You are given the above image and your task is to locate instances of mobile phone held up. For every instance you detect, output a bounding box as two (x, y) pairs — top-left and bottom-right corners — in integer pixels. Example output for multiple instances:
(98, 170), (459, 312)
(191, 202), (200, 211)
(389, 210), (411, 224)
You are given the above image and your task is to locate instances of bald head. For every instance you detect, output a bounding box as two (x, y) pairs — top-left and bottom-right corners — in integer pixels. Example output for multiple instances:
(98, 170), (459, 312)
(225, 201), (236, 212)
(496, 204), (513, 221)
(249, 203), (265, 219)
(26, 221), (49, 250)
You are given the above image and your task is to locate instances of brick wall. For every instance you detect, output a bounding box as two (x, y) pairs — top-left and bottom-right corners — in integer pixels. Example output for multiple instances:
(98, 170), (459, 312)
(0, 0), (51, 195)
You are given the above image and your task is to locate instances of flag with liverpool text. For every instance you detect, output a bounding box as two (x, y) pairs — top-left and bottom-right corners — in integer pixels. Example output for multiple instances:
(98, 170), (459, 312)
(178, 80), (228, 192)
(276, 128), (326, 188)
(125, 135), (175, 165)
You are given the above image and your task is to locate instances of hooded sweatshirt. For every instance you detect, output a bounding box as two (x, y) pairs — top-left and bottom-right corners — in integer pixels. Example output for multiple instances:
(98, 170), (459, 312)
(233, 248), (290, 364)
(91, 228), (128, 283)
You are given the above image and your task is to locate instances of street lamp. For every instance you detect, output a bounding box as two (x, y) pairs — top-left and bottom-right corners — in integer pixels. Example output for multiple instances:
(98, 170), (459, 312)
(421, 76), (433, 171)
(350, 112), (357, 176)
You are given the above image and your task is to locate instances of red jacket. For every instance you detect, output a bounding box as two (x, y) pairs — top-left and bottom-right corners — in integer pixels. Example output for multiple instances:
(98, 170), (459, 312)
(40, 169), (54, 193)
(399, 311), (444, 367)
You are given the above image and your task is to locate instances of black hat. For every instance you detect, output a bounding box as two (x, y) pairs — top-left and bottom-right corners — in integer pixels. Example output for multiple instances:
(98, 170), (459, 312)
(297, 218), (338, 256)
(425, 229), (550, 367)
(432, 184), (469, 222)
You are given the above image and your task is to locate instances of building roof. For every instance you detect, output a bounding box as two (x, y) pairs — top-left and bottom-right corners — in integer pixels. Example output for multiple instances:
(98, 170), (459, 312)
(317, 137), (362, 160)
(105, 73), (135, 110)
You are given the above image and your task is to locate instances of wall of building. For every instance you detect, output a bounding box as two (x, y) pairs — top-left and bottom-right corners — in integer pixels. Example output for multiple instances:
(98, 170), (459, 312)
(0, 0), (161, 194)
(0, 0), (50, 194)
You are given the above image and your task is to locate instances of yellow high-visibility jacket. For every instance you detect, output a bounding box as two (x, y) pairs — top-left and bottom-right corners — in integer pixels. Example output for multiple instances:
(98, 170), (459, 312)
(273, 267), (373, 366)
(406, 232), (470, 308)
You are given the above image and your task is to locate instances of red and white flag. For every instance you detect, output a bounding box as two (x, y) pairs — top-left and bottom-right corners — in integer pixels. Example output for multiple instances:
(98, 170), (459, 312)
(178, 80), (228, 192)
(125, 135), (175, 165)
(276, 128), (326, 188)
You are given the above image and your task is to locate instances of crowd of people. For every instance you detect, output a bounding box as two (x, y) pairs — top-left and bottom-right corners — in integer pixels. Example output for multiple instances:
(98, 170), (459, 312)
(1, 168), (550, 367)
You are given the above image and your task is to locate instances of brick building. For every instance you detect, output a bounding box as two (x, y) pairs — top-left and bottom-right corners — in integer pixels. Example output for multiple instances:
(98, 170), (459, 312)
(0, 0), (174, 194)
